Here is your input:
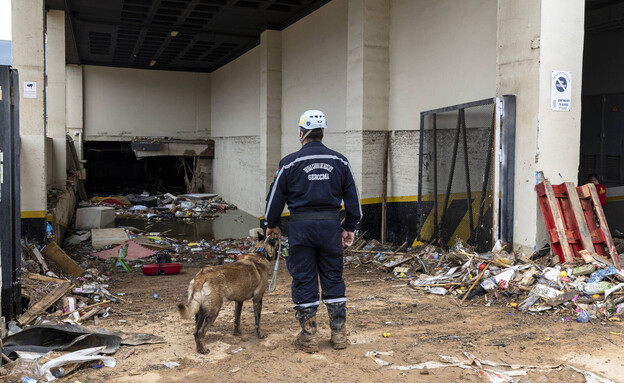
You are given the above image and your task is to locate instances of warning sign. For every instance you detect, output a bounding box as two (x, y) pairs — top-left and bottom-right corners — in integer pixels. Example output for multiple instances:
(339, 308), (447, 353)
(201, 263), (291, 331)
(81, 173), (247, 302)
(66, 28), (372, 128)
(551, 71), (571, 111)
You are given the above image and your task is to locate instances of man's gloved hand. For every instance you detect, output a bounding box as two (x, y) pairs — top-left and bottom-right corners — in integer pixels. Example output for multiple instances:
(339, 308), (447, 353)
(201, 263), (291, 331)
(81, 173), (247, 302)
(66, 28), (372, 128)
(266, 226), (282, 239)
(342, 231), (354, 247)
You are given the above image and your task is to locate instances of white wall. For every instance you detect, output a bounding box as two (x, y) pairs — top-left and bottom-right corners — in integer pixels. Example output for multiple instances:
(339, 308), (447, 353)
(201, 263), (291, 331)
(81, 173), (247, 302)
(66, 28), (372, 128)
(83, 66), (210, 141)
(212, 136), (263, 216)
(281, 0), (348, 156)
(209, 46), (263, 214)
(210, 46), (260, 137)
(0, 0), (11, 41)
(388, 0), (497, 132)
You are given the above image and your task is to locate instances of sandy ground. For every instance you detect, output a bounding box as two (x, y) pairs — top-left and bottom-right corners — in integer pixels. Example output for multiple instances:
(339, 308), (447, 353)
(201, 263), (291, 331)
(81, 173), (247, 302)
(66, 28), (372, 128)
(65, 261), (624, 383)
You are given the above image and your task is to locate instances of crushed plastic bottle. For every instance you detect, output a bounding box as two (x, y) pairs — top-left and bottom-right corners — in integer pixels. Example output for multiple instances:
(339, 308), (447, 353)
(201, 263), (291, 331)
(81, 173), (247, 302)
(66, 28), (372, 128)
(587, 266), (618, 283)
(577, 310), (590, 323)
(605, 297), (616, 315)
(46, 222), (55, 239)
(581, 281), (613, 295)
(518, 294), (539, 311)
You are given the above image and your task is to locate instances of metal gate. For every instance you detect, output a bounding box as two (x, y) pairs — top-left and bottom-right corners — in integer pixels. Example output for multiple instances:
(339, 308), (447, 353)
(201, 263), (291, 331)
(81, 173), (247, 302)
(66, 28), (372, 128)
(417, 96), (515, 251)
(0, 65), (22, 321)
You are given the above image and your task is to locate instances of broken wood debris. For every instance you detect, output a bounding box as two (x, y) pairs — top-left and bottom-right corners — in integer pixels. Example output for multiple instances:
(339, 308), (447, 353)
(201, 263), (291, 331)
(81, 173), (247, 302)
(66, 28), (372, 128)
(345, 236), (624, 321)
(17, 281), (72, 327)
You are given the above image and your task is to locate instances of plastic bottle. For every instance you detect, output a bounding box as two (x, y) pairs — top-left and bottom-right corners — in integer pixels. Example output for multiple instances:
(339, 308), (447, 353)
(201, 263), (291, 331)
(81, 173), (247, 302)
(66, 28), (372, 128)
(587, 266), (618, 283)
(581, 281), (613, 295)
(572, 264), (596, 276)
(577, 310), (590, 323)
(46, 222), (54, 239)
(606, 297), (616, 314)
(518, 295), (539, 311)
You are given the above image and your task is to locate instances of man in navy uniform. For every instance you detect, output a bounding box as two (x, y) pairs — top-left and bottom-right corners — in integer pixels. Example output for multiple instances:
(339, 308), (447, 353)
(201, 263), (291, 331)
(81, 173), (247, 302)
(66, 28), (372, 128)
(264, 110), (362, 352)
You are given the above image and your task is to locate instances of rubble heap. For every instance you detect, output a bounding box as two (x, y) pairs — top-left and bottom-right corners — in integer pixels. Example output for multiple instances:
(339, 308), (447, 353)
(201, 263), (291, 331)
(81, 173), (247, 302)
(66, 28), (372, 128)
(346, 238), (624, 322)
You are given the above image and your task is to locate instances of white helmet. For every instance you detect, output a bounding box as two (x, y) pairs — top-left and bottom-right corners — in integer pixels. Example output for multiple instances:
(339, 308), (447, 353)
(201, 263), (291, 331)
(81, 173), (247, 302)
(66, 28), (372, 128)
(298, 110), (327, 130)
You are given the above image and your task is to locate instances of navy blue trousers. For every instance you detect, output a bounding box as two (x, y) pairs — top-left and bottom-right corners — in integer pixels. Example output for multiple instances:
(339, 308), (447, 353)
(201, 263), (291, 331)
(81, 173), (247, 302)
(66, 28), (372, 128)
(286, 219), (346, 310)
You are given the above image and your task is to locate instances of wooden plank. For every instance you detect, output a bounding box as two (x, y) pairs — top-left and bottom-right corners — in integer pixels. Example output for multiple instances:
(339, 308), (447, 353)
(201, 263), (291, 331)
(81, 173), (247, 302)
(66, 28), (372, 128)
(543, 181), (574, 263)
(564, 182), (594, 253)
(28, 245), (50, 273)
(380, 131), (390, 244)
(26, 273), (67, 284)
(586, 183), (622, 269)
(42, 242), (85, 276)
(76, 306), (103, 323)
(17, 281), (72, 326)
(545, 291), (578, 306)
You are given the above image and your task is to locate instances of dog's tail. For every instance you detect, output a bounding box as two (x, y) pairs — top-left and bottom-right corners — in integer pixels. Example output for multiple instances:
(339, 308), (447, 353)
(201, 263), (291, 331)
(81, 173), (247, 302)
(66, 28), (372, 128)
(177, 282), (202, 320)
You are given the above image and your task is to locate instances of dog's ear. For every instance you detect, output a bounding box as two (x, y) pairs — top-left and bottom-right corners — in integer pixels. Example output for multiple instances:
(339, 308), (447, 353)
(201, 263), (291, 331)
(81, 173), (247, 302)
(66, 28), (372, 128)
(258, 232), (265, 241)
(264, 240), (277, 260)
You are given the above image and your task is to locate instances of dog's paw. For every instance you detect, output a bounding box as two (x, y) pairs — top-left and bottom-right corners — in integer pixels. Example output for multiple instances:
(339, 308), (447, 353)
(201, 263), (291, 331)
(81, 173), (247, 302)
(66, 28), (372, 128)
(257, 331), (267, 339)
(197, 347), (210, 355)
(233, 329), (241, 336)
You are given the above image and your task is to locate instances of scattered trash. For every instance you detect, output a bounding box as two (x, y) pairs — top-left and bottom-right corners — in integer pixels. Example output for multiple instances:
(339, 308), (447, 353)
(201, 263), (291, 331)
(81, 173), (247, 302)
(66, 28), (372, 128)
(346, 237), (624, 322)
(365, 351), (615, 383)
(164, 361), (180, 369)
(122, 349), (136, 359)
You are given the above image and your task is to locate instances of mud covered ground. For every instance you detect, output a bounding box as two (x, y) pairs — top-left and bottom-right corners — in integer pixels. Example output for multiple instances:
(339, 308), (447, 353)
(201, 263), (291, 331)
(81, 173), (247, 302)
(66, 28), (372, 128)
(68, 262), (624, 383)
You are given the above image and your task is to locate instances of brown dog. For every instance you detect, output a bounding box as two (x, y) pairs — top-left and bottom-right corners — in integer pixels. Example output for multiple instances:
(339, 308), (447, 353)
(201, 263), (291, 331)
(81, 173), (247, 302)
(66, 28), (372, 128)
(177, 237), (277, 354)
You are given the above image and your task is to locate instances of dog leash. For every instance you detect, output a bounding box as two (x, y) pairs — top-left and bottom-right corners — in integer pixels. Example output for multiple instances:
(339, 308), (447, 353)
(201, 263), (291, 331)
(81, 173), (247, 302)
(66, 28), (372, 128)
(268, 238), (282, 292)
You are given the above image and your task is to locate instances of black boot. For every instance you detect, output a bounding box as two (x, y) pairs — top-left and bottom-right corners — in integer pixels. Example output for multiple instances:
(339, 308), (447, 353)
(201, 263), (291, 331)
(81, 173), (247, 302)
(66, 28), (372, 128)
(295, 307), (318, 353)
(326, 302), (348, 349)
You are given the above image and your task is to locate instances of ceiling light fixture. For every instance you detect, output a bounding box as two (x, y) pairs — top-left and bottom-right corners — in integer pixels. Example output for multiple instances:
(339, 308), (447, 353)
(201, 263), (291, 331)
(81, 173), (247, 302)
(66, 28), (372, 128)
(149, 60), (157, 67)
(170, 31), (179, 37)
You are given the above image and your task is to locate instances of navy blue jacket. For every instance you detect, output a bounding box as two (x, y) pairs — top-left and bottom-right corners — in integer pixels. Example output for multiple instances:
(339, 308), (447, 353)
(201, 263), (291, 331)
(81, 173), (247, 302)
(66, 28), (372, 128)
(264, 141), (362, 232)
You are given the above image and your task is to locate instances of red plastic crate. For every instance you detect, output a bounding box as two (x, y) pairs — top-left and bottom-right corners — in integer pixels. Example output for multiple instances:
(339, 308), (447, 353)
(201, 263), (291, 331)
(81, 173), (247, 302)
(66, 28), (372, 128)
(141, 263), (183, 276)
(536, 181), (621, 269)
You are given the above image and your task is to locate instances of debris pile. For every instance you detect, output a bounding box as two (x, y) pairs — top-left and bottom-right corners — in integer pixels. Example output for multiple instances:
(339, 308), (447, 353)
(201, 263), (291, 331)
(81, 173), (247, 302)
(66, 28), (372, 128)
(346, 238), (624, 322)
(82, 192), (237, 223)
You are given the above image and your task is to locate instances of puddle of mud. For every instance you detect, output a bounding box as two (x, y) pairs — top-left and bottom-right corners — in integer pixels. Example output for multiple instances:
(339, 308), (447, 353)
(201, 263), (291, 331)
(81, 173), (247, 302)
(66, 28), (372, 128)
(115, 210), (261, 241)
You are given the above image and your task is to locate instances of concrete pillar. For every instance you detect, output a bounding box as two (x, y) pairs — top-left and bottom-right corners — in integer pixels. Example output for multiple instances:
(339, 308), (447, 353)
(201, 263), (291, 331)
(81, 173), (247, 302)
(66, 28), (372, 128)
(346, 0), (390, 198)
(12, 0), (47, 240)
(46, 10), (67, 189)
(497, 0), (585, 252)
(66, 64), (84, 160)
(259, 30), (282, 195)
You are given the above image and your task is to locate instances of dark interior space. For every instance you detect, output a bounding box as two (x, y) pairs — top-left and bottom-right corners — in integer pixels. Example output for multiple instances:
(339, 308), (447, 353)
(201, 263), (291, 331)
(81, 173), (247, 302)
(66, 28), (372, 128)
(84, 141), (191, 196)
(580, 0), (624, 187)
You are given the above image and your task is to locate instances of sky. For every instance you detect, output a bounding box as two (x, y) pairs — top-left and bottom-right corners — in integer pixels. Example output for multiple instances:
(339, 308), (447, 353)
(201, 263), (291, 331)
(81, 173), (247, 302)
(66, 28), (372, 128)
(0, 0), (11, 41)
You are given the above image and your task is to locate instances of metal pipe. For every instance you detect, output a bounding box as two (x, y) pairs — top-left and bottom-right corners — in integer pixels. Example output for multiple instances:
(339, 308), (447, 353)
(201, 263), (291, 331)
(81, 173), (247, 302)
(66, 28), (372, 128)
(461, 109), (474, 236)
(440, 110), (462, 238)
(433, 114), (439, 239)
(474, 106), (496, 245)
(417, 113), (425, 240)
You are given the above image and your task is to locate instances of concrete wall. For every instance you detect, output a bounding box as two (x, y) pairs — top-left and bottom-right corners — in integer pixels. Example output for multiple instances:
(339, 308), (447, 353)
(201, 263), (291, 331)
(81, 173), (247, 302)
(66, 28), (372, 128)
(83, 65), (210, 141)
(47, 10), (67, 189)
(497, 0), (585, 252)
(211, 136), (263, 215)
(281, 0), (348, 156)
(210, 47), (262, 214)
(12, 0), (48, 228)
(388, 0), (497, 132)
(66, 64), (84, 159)
(210, 47), (260, 138)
